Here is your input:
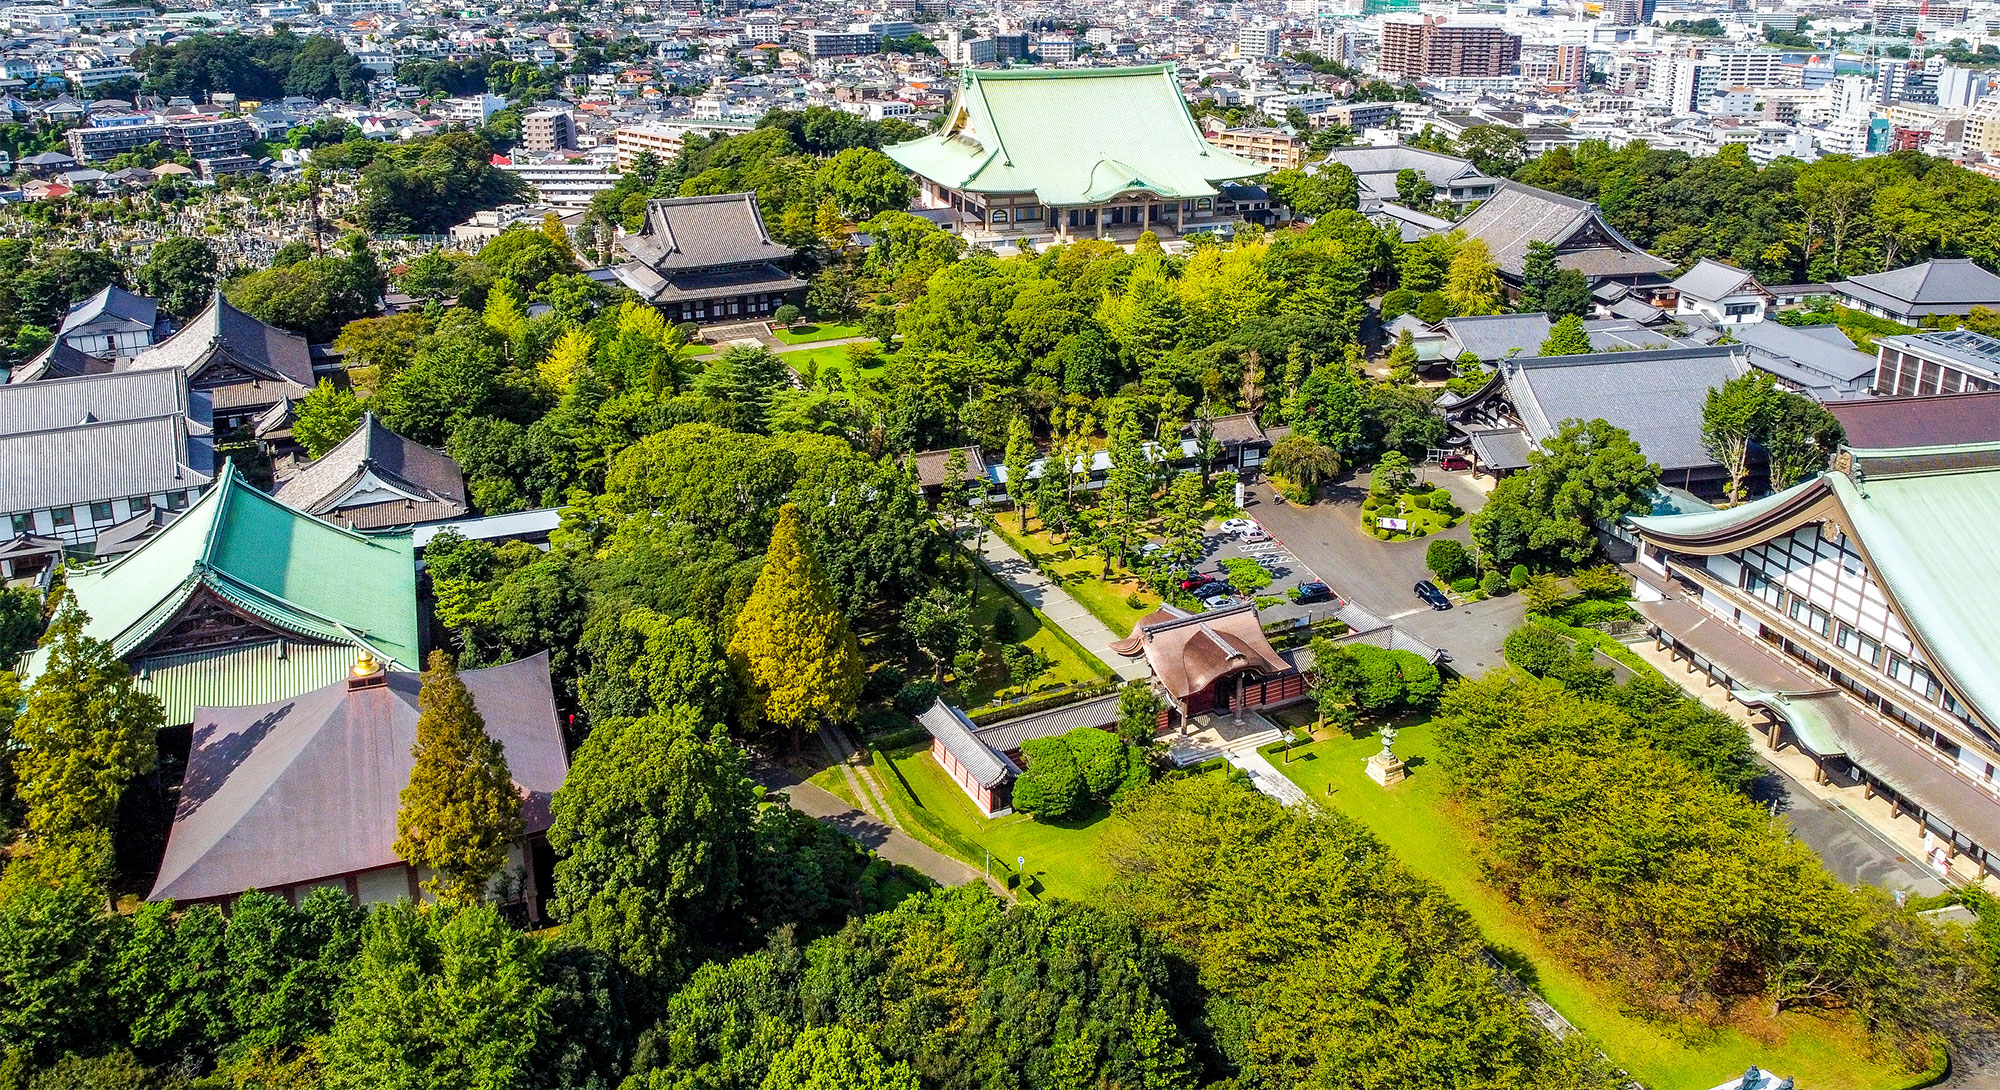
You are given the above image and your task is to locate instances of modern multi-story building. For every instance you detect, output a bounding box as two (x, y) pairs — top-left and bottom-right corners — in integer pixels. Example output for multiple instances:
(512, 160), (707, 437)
(1629, 436), (2000, 881)
(521, 109), (575, 151)
(1378, 17), (1520, 80)
(1035, 36), (1078, 62)
(1872, 330), (2000, 397)
(1237, 22), (1281, 59)
(499, 155), (619, 208)
(1600, 0), (1655, 26)
(1875, 2), (1968, 33)
(163, 116), (254, 160)
(792, 29), (880, 61)
(66, 114), (165, 161)
(1206, 126), (1306, 169)
(611, 119), (755, 171)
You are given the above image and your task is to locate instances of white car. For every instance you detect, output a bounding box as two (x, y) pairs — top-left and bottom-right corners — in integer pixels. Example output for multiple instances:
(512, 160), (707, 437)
(1218, 518), (1258, 536)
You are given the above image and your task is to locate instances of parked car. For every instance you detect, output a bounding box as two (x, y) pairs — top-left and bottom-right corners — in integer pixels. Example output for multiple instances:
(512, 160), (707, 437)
(1139, 541), (1164, 559)
(1179, 573), (1216, 592)
(1218, 517), (1258, 536)
(1238, 527), (1271, 544)
(1193, 581), (1234, 603)
(1439, 454), (1472, 471)
(1203, 594), (1251, 612)
(1294, 581), (1332, 603)
(1413, 580), (1452, 611)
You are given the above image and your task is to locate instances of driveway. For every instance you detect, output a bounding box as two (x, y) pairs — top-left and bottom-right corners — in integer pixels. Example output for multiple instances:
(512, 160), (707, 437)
(1241, 470), (1525, 675)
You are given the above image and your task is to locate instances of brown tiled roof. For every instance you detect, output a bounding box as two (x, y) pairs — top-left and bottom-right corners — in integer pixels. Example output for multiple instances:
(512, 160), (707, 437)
(909, 446), (988, 488)
(1126, 603), (1288, 702)
(1826, 391), (2000, 450)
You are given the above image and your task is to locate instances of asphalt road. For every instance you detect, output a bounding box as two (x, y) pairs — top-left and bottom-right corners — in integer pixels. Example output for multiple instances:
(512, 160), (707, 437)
(1242, 471), (1524, 674)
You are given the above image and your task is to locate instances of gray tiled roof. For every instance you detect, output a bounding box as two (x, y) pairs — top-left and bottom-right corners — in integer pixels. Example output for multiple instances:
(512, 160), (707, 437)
(1315, 145), (1489, 199)
(619, 192), (796, 272)
(917, 698), (1017, 788)
(9, 340), (114, 383)
(60, 285), (157, 336)
(125, 292), (315, 390)
(1728, 321), (1876, 385)
(1505, 346), (1749, 472)
(1841, 258), (2000, 315)
(272, 412), (468, 527)
(1453, 180), (1670, 280)
(0, 370), (214, 513)
(970, 694), (1121, 754)
(1669, 258), (1760, 302)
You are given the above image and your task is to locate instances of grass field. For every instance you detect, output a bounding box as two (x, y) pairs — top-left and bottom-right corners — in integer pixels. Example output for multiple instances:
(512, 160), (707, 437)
(779, 342), (894, 388)
(987, 517), (1160, 635)
(1276, 723), (1932, 1090)
(961, 565), (1113, 709)
(772, 321), (866, 344)
(877, 739), (1120, 900)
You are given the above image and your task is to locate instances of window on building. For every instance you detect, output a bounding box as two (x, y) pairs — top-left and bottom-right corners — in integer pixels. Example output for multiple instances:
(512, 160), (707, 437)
(1724, 302), (1760, 317)
(1788, 596), (1830, 636)
(8, 513), (27, 535)
(1837, 623), (1882, 666)
(90, 501), (113, 523)
(991, 209), (1008, 223)
(51, 507), (72, 528)
(165, 492), (188, 511)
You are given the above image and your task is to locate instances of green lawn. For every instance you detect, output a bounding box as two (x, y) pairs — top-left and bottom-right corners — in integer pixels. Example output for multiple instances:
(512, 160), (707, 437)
(1276, 723), (1931, 1090)
(988, 517), (1160, 635)
(961, 565), (1113, 710)
(772, 321), (866, 344)
(876, 739), (1119, 900)
(780, 343), (894, 389)
(1361, 490), (1460, 543)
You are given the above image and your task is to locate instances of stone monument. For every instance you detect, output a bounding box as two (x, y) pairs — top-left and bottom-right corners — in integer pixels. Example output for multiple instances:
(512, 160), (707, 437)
(1366, 724), (1407, 787)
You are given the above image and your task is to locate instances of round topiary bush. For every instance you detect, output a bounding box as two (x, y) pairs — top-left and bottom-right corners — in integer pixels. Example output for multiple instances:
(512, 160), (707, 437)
(1480, 570), (1505, 597)
(1509, 564), (1531, 589)
(1376, 528), (1393, 540)
(1362, 497), (1381, 513)
(1450, 576), (1478, 594)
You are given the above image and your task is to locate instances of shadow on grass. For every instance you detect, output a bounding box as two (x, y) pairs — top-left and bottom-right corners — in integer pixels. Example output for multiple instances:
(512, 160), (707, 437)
(1489, 942), (1542, 989)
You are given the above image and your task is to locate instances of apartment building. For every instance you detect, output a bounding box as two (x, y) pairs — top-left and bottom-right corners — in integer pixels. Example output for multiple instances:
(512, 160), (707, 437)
(1379, 17), (1520, 80)
(1237, 22), (1280, 59)
(521, 109), (575, 152)
(1205, 125), (1306, 169)
(163, 116), (255, 160)
(792, 30), (880, 60)
(66, 114), (165, 161)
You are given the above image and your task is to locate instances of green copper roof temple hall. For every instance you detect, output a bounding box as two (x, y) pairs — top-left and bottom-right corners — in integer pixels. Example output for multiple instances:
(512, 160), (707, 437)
(884, 65), (1270, 247)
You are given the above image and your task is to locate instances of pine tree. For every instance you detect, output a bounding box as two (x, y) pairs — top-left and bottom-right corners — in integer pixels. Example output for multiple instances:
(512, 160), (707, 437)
(394, 651), (523, 904)
(726, 504), (865, 740)
(1538, 314), (1593, 357)
(10, 600), (161, 889)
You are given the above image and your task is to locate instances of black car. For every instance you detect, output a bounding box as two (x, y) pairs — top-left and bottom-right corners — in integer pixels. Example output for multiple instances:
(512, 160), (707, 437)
(1193, 582), (1235, 603)
(1414, 581), (1452, 610)
(1294, 581), (1332, 604)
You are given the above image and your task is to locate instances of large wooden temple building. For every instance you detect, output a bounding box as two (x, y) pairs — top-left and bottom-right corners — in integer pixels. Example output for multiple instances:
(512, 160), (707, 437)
(885, 66), (1269, 244)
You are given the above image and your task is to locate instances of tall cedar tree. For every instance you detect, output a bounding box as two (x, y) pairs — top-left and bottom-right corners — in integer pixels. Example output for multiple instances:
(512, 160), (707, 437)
(11, 600), (162, 887)
(726, 503), (864, 739)
(394, 651), (523, 904)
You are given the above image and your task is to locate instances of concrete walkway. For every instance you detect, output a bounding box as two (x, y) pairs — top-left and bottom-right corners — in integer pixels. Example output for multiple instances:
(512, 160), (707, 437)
(1227, 746), (1310, 807)
(752, 753), (988, 890)
(972, 530), (1150, 681)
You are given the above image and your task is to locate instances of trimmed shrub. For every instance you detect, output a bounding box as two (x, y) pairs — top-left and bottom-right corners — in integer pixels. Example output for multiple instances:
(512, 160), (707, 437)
(1361, 496), (1381, 513)
(1479, 570), (1506, 597)
(1426, 538), (1474, 582)
(1449, 576), (1477, 594)
(1508, 564), (1531, 590)
(1012, 737), (1084, 819)
(894, 679), (940, 715)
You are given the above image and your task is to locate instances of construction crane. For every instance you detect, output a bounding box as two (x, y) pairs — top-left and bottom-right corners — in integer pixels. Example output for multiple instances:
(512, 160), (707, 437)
(1910, 0), (1929, 68)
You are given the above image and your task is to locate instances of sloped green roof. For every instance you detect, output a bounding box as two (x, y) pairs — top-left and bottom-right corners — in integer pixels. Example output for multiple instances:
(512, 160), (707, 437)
(32, 460), (419, 698)
(884, 66), (1267, 205)
(1636, 441), (2000, 730)
(1827, 443), (2000, 730)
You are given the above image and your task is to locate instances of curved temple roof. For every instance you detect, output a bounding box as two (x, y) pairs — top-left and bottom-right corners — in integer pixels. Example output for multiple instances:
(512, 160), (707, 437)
(885, 66), (1266, 206)
(1632, 442), (2000, 732)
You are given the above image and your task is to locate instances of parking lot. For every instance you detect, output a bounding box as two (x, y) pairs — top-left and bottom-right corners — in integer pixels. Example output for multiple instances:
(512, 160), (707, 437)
(1171, 523), (1342, 627)
(1237, 470), (1527, 676)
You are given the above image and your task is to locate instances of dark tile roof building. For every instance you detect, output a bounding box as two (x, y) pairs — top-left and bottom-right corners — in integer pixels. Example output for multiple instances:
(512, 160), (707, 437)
(611, 192), (806, 325)
(1450, 180), (1673, 288)
(1836, 258), (2000, 324)
(1826, 390), (2000, 448)
(272, 412), (470, 529)
(0, 368), (213, 546)
(123, 293), (316, 429)
(57, 285), (164, 358)
(151, 651), (567, 911)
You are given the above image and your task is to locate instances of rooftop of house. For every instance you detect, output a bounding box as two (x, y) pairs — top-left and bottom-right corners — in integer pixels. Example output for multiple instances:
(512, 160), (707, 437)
(1826, 390), (2000, 449)
(0, 368), (213, 515)
(1503, 345), (1750, 472)
(1450, 179), (1672, 281)
(1840, 257), (2000, 312)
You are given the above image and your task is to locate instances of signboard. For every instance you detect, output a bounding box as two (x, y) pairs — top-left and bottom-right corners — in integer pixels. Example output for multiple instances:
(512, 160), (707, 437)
(1377, 517), (1410, 530)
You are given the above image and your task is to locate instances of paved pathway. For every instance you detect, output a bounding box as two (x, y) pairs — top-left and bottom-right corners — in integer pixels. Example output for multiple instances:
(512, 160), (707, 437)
(752, 750), (988, 890)
(698, 319), (876, 355)
(1226, 746), (1310, 807)
(971, 531), (1150, 681)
